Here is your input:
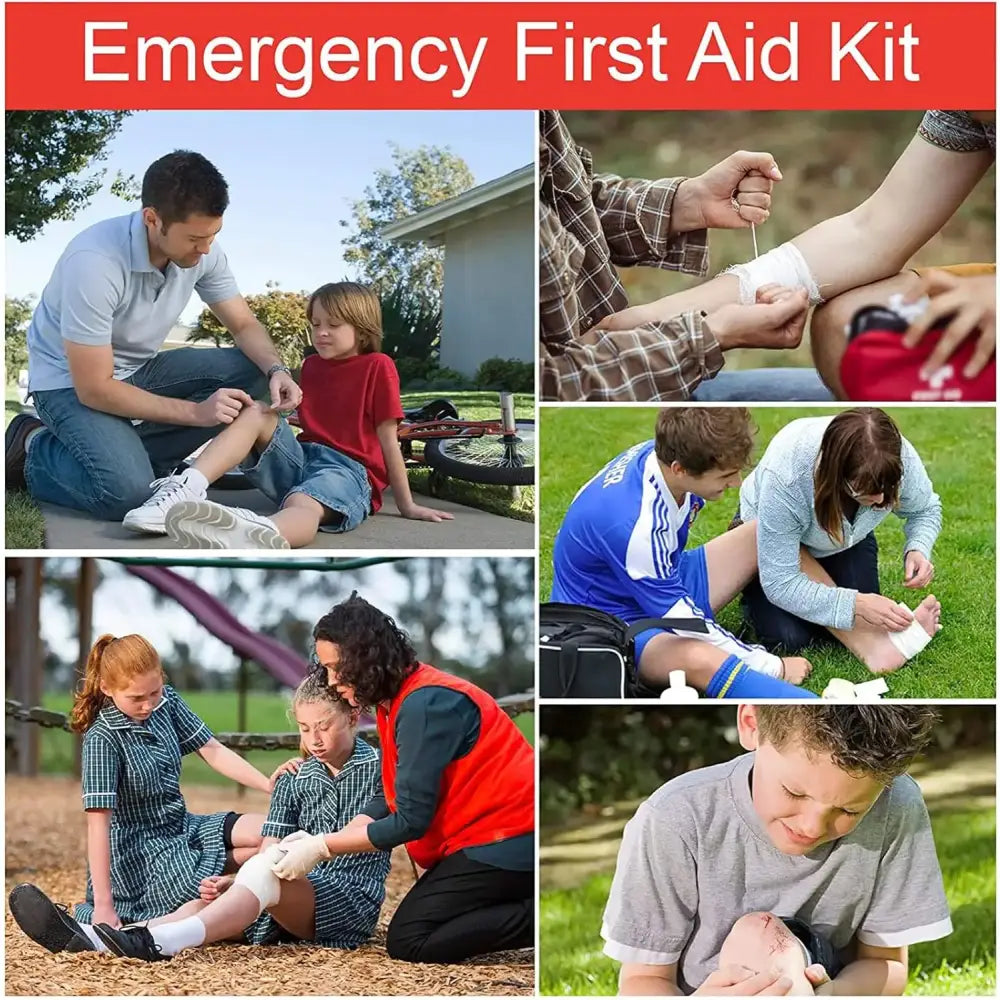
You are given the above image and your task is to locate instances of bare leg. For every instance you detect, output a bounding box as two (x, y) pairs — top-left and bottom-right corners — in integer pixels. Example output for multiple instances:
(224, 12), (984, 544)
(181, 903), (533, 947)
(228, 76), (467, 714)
(719, 912), (815, 996)
(221, 813), (267, 871)
(146, 899), (209, 929)
(810, 270), (922, 399)
(638, 634), (727, 690)
(189, 403), (280, 484)
(798, 549), (941, 672)
(270, 491), (330, 548)
(703, 520), (760, 611)
(261, 876), (316, 941)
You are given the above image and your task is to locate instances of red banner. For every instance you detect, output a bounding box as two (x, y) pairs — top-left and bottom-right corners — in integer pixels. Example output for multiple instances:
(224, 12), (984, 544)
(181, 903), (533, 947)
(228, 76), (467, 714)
(5, 2), (995, 110)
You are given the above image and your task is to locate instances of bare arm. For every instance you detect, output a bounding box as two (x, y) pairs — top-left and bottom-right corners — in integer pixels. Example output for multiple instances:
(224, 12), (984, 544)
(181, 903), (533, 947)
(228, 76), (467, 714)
(821, 943), (908, 996)
(196, 737), (271, 793)
(619, 961), (684, 996)
(377, 419), (453, 521)
(85, 809), (117, 921)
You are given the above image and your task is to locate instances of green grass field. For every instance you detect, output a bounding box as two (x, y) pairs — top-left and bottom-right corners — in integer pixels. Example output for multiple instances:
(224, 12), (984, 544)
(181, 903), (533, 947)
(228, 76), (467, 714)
(36, 691), (535, 786)
(539, 800), (995, 997)
(540, 407), (995, 698)
(4, 390), (535, 548)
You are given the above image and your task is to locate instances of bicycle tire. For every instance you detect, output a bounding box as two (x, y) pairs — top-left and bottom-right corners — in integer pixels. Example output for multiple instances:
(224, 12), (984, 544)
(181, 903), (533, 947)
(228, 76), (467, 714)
(423, 420), (535, 486)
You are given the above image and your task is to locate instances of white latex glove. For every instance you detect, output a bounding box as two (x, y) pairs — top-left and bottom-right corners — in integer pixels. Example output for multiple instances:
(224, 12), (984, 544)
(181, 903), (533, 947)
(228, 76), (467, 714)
(271, 832), (331, 880)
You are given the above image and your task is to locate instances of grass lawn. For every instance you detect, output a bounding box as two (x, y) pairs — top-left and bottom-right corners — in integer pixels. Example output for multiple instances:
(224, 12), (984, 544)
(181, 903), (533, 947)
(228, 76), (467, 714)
(36, 691), (535, 786)
(3, 389), (534, 548)
(539, 788), (996, 996)
(539, 407), (995, 699)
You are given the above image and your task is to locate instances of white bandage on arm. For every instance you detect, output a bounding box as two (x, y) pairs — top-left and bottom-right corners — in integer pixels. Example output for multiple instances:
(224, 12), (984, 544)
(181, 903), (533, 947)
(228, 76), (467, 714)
(724, 243), (824, 306)
(886, 603), (934, 660)
(232, 843), (286, 911)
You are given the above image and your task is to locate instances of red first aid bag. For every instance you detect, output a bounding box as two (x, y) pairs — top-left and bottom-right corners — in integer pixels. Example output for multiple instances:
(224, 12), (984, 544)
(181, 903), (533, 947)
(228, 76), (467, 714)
(841, 306), (995, 402)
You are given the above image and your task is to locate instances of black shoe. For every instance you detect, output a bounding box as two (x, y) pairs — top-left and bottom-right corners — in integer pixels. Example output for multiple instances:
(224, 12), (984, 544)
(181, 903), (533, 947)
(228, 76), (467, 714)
(5, 413), (42, 491)
(8, 883), (95, 953)
(93, 922), (170, 961)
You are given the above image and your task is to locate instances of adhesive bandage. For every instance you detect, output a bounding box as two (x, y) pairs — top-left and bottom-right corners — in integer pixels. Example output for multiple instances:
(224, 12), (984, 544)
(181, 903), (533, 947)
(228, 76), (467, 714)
(886, 291), (930, 323)
(233, 843), (286, 910)
(724, 242), (823, 306)
(886, 604), (935, 660)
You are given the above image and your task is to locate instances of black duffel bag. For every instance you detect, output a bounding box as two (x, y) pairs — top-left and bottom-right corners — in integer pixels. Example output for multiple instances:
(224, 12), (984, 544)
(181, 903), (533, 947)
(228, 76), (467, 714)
(539, 602), (709, 699)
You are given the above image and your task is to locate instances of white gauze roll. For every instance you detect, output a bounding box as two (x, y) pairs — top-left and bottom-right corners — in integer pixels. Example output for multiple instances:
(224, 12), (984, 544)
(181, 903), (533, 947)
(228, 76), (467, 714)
(724, 242), (823, 306)
(886, 603), (934, 660)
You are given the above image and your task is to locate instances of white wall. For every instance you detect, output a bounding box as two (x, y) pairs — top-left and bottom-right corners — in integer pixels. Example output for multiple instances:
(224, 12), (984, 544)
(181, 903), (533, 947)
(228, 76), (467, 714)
(438, 201), (534, 376)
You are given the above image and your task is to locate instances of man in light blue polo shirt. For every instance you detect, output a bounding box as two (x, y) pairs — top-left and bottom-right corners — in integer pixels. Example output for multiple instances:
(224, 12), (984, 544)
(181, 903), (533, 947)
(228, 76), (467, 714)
(6, 150), (302, 522)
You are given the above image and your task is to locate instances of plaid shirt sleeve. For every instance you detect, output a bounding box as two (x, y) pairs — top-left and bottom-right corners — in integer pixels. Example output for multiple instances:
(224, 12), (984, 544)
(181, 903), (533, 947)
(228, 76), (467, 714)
(261, 773), (299, 839)
(81, 731), (120, 810)
(591, 172), (709, 273)
(168, 689), (213, 756)
(540, 311), (724, 401)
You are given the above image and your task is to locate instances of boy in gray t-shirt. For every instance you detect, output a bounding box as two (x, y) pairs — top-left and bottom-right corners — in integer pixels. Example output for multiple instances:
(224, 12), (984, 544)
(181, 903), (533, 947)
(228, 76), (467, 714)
(602, 705), (951, 995)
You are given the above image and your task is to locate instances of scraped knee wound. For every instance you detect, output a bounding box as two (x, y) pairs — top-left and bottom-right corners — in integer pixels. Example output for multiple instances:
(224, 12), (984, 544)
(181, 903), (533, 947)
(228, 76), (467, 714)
(233, 844), (285, 910)
(725, 243), (823, 306)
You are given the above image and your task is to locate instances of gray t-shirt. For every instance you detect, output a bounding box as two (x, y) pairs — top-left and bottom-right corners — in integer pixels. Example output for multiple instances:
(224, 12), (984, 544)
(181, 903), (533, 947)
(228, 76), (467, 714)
(26, 211), (240, 392)
(601, 753), (952, 994)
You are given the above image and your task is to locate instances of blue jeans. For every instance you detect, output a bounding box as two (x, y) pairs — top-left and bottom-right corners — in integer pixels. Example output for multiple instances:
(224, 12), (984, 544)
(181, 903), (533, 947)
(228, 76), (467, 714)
(26, 348), (267, 519)
(692, 368), (834, 401)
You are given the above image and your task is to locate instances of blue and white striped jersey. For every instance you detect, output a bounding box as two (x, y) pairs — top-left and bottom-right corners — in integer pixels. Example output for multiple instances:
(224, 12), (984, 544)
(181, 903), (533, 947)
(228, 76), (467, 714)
(551, 441), (706, 622)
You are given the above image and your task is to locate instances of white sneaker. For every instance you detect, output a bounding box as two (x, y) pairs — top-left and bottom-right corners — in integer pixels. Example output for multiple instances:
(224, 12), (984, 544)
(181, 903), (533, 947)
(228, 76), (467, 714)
(122, 470), (208, 535)
(164, 500), (289, 550)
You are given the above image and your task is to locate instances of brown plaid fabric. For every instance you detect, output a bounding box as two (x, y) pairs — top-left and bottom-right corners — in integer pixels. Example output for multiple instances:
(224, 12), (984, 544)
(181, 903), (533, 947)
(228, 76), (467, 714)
(538, 110), (722, 401)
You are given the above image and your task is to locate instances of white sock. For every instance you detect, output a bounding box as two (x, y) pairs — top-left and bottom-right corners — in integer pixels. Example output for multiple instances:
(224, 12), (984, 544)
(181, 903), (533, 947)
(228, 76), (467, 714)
(181, 467), (210, 494)
(24, 426), (43, 453)
(79, 923), (107, 951)
(150, 916), (207, 956)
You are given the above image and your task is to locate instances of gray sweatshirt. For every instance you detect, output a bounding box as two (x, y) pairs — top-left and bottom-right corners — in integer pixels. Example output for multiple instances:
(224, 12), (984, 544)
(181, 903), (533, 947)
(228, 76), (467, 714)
(739, 417), (941, 630)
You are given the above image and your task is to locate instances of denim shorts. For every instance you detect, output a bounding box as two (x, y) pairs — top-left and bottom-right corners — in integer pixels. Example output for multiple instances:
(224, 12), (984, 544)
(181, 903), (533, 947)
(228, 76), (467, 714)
(240, 420), (371, 533)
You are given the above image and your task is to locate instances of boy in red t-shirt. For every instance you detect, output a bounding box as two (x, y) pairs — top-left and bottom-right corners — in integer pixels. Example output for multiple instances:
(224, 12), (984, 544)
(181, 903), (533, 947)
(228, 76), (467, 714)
(122, 282), (453, 548)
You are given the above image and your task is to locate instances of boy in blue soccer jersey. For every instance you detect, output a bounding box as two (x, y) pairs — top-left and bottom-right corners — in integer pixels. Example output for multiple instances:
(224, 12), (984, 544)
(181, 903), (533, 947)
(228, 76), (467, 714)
(551, 408), (814, 698)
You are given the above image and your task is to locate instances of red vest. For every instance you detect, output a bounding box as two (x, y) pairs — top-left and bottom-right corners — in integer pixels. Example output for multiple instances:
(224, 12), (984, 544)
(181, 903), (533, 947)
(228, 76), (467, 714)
(376, 664), (535, 870)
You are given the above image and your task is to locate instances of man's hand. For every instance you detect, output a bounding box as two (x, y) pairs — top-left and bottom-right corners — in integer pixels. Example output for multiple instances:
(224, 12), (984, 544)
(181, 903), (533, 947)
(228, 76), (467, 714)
(903, 551), (934, 589)
(399, 502), (455, 523)
(902, 270), (996, 379)
(674, 152), (782, 232)
(269, 371), (302, 411)
(704, 285), (809, 351)
(270, 832), (331, 880)
(693, 965), (793, 996)
(193, 388), (255, 427)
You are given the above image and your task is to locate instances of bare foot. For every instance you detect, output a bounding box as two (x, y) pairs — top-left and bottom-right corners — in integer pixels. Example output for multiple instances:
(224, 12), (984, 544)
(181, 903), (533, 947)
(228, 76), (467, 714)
(781, 657), (813, 685)
(864, 594), (942, 674)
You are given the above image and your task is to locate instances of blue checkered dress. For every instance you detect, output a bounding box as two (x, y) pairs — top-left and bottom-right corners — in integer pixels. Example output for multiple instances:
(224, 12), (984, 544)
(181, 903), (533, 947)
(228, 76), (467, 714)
(74, 686), (230, 924)
(247, 739), (390, 948)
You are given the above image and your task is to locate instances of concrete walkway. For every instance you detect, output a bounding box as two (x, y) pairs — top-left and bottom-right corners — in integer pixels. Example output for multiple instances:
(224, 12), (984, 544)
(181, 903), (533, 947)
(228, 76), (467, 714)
(39, 487), (534, 550)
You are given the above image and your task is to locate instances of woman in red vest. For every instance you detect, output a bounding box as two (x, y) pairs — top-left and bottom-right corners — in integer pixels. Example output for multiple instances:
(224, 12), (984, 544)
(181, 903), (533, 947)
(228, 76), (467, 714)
(271, 593), (535, 964)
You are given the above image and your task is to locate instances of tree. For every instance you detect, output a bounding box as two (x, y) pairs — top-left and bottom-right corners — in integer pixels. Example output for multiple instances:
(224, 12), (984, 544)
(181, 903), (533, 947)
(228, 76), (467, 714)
(5, 295), (34, 381)
(189, 282), (311, 368)
(5, 111), (131, 241)
(340, 143), (475, 312)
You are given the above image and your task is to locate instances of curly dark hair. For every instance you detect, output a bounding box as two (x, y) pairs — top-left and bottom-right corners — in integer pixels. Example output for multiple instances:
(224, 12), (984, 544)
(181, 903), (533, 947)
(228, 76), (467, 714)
(756, 705), (939, 785)
(141, 150), (229, 226)
(312, 593), (418, 707)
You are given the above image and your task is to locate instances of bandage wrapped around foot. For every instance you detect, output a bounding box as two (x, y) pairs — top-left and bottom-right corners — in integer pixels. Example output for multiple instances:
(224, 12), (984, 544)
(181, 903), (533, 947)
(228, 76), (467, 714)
(885, 602), (935, 659)
(725, 243), (824, 306)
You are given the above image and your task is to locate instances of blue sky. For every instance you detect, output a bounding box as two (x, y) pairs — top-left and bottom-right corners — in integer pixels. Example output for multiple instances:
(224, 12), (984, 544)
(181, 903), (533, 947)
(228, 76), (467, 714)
(6, 110), (534, 322)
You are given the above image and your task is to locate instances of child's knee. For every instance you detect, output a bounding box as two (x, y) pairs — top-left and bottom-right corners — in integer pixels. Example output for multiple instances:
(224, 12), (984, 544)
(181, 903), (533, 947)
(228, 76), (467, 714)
(721, 911), (800, 967)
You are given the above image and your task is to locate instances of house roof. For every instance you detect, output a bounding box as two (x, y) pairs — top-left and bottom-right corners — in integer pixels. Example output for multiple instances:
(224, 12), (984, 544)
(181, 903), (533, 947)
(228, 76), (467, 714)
(382, 164), (534, 246)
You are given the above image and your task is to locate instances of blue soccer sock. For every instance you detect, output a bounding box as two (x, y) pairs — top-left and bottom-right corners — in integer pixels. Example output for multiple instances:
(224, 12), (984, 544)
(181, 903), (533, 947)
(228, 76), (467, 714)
(706, 655), (820, 699)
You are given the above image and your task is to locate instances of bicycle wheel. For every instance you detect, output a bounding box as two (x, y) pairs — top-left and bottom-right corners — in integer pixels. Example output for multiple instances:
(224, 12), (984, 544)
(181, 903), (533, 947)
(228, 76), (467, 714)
(423, 420), (535, 486)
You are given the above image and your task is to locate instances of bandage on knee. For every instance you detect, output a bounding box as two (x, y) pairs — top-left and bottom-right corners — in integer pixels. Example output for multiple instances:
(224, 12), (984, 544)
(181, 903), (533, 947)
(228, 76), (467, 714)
(233, 844), (285, 910)
(724, 243), (823, 305)
(886, 604), (934, 660)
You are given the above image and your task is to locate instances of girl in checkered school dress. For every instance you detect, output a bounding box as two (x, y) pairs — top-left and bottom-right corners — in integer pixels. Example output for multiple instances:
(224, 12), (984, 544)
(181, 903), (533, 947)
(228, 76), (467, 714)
(69, 634), (273, 929)
(68, 670), (390, 960)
